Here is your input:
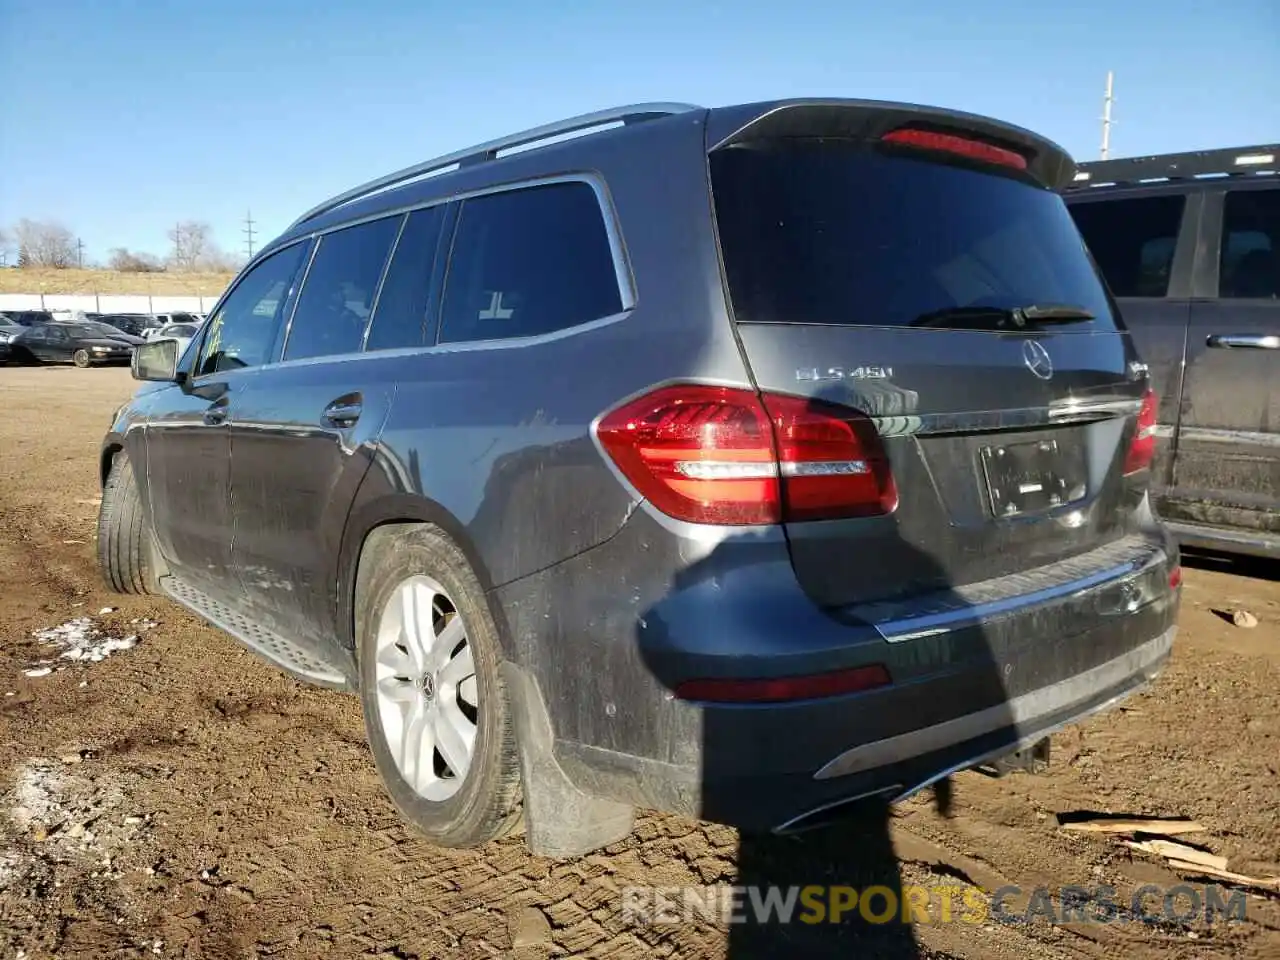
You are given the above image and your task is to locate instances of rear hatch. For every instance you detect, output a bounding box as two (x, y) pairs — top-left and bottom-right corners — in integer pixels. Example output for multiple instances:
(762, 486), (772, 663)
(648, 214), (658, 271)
(709, 103), (1153, 608)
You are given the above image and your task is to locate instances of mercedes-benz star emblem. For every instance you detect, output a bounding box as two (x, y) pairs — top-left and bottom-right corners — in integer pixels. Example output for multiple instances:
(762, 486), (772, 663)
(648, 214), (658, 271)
(1022, 339), (1054, 380)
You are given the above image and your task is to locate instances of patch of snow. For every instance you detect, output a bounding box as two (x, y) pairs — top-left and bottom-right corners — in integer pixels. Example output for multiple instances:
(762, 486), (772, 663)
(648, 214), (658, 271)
(22, 667), (52, 678)
(31, 618), (138, 665)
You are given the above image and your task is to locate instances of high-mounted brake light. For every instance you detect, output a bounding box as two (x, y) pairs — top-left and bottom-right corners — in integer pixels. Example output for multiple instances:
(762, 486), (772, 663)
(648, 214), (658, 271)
(881, 127), (1029, 171)
(674, 663), (892, 703)
(595, 384), (898, 526)
(1122, 389), (1158, 476)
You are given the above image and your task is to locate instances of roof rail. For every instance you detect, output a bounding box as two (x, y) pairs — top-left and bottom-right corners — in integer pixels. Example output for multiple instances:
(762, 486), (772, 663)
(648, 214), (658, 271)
(1065, 144), (1279, 190)
(289, 102), (704, 230)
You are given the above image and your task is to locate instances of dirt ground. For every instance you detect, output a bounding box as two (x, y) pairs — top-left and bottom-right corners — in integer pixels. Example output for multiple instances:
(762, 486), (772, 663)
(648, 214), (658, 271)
(0, 268), (234, 297)
(1, 366), (1277, 960)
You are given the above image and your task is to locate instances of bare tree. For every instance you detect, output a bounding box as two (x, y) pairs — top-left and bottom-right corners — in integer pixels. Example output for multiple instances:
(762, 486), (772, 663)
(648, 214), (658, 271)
(107, 247), (166, 273)
(12, 218), (77, 268)
(167, 221), (213, 271)
(0, 226), (12, 267)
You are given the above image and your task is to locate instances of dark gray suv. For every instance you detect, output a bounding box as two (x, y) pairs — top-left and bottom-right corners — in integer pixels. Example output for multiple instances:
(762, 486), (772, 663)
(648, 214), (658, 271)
(97, 99), (1181, 857)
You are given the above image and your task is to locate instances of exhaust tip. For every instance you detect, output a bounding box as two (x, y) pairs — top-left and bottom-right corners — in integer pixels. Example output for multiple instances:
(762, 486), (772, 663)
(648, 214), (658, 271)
(772, 785), (903, 835)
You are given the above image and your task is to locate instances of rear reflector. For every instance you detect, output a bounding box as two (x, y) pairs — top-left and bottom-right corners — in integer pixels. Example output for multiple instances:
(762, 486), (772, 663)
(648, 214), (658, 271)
(1123, 389), (1158, 476)
(1169, 565), (1183, 590)
(674, 664), (892, 703)
(595, 384), (898, 525)
(881, 127), (1029, 171)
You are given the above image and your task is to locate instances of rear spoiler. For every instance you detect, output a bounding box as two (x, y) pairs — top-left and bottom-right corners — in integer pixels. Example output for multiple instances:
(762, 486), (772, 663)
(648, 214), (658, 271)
(705, 99), (1076, 190)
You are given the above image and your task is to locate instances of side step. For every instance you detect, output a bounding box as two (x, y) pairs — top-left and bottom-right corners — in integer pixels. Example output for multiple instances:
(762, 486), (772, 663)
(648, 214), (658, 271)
(1163, 521), (1280, 561)
(161, 575), (352, 690)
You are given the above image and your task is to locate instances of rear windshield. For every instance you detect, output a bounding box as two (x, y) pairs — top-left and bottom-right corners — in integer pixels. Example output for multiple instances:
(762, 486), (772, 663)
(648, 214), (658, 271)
(711, 140), (1117, 331)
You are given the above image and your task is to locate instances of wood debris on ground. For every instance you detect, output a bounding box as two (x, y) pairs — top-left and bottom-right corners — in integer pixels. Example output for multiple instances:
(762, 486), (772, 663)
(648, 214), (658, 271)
(1061, 813), (1280, 894)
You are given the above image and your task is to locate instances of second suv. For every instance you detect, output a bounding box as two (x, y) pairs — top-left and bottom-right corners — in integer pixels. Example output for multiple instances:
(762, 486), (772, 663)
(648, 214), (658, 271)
(98, 99), (1181, 856)
(1064, 145), (1280, 559)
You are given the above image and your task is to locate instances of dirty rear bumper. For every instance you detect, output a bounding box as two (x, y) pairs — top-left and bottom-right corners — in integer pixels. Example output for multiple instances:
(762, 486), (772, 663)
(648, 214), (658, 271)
(518, 525), (1179, 832)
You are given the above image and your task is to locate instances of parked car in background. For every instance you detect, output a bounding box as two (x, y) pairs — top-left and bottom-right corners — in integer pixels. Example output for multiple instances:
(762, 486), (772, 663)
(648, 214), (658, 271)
(1064, 144), (1280, 558)
(141, 314), (201, 340)
(11, 322), (135, 367)
(71, 320), (147, 346)
(96, 314), (159, 338)
(0, 317), (22, 362)
(2, 309), (56, 326)
(148, 321), (201, 356)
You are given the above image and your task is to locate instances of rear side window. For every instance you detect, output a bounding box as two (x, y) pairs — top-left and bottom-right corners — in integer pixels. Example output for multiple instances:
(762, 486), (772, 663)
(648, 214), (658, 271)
(284, 215), (401, 361)
(1068, 195), (1186, 298)
(439, 182), (623, 344)
(712, 141), (1119, 329)
(1219, 189), (1280, 299)
(365, 206), (445, 351)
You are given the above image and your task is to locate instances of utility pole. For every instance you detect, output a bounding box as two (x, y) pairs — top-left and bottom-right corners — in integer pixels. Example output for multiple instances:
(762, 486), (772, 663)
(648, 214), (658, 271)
(76, 238), (85, 269)
(243, 210), (257, 262)
(1100, 71), (1115, 160)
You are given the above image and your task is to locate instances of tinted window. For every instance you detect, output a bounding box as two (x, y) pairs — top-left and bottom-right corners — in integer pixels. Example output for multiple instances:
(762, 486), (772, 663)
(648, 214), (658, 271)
(284, 216), (401, 361)
(1068, 195), (1185, 298)
(439, 182), (622, 343)
(1219, 189), (1280, 299)
(196, 243), (309, 376)
(712, 141), (1118, 330)
(365, 206), (444, 351)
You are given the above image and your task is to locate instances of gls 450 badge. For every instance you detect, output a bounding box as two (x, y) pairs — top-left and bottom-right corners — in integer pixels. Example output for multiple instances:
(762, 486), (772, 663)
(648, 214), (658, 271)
(796, 366), (894, 382)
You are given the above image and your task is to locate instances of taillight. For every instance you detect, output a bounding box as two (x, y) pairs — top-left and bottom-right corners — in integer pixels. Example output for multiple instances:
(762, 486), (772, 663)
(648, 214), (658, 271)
(881, 127), (1029, 171)
(595, 384), (897, 526)
(1122, 389), (1158, 476)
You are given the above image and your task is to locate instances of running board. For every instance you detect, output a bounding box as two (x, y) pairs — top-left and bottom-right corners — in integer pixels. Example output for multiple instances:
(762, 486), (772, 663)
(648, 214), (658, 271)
(161, 575), (352, 690)
(1162, 521), (1280, 561)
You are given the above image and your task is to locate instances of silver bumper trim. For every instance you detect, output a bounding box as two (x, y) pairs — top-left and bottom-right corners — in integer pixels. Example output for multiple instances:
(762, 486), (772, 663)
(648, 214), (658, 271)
(813, 626), (1175, 781)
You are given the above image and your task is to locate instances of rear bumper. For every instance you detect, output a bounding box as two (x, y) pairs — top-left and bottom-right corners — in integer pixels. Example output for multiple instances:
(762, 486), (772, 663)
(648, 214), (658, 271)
(533, 526), (1179, 831)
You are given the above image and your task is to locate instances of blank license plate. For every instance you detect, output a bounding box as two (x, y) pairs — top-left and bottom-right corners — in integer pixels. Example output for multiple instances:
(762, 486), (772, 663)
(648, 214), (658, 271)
(980, 438), (1086, 518)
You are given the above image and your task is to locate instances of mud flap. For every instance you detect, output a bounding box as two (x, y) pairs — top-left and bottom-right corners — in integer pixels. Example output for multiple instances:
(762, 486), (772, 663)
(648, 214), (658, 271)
(500, 662), (635, 858)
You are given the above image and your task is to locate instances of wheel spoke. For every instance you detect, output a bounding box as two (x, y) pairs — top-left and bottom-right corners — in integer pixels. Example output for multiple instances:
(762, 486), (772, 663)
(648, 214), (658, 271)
(399, 581), (433, 673)
(400, 700), (431, 789)
(376, 635), (412, 675)
(377, 675), (417, 705)
(439, 641), (474, 689)
(434, 617), (468, 673)
(459, 676), (478, 706)
(434, 701), (475, 779)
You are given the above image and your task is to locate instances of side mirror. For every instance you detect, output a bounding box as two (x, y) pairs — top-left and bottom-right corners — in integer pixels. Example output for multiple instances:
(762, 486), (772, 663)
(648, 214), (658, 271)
(132, 338), (181, 382)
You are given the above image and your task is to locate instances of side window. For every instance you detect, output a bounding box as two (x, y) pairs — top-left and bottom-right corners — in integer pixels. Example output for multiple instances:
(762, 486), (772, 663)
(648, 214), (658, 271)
(283, 215), (402, 361)
(439, 182), (623, 344)
(1068, 195), (1186, 297)
(196, 243), (310, 376)
(1219, 189), (1280, 299)
(364, 206), (445, 352)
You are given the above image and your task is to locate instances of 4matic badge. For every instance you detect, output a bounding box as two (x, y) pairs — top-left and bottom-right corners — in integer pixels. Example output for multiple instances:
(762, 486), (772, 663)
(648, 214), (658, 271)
(796, 366), (894, 382)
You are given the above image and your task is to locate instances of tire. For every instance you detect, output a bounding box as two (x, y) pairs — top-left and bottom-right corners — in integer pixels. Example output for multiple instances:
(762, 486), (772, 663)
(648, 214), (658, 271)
(97, 451), (156, 595)
(73, 349), (91, 368)
(356, 525), (522, 848)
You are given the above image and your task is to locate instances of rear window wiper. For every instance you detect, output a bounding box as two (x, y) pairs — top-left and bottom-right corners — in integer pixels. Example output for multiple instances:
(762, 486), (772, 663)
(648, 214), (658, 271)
(911, 303), (1095, 329)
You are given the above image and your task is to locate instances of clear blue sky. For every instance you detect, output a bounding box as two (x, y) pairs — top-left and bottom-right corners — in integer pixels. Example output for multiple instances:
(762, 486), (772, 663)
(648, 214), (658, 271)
(1, 0), (1276, 263)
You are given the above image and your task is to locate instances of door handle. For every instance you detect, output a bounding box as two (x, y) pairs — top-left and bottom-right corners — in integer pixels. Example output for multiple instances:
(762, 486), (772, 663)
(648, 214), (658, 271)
(322, 398), (363, 427)
(1206, 333), (1280, 350)
(203, 401), (229, 425)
